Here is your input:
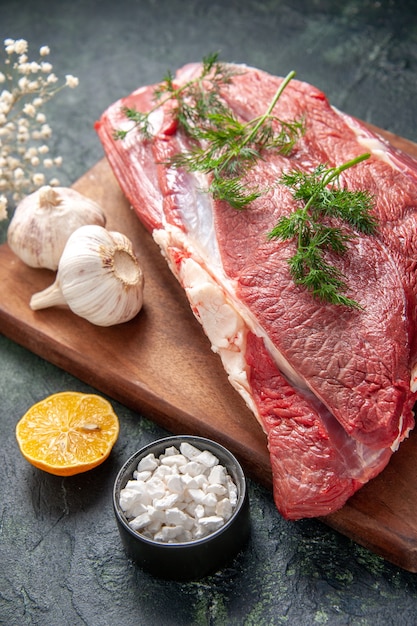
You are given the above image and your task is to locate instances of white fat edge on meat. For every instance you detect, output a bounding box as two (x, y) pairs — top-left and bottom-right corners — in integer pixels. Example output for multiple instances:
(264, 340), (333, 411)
(410, 361), (417, 396)
(151, 158), (306, 394)
(106, 85), (163, 143)
(332, 106), (400, 169)
(115, 107), (165, 146)
(152, 216), (305, 424)
(153, 224), (257, 415)
(104, 99), (165, 222)
(166, 169), (221, 262)
(389, 412), (414, 452)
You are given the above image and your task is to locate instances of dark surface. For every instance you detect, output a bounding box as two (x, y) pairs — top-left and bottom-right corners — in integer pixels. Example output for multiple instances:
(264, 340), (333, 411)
(1, 1), (417, 624)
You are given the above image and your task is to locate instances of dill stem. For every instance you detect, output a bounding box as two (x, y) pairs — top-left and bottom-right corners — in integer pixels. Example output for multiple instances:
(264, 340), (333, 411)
(127, 69), (213, 129)
(244, 70), (297, 146)
(290, 151), (372, 285)
(303, 152), (371, 214)
(215, 70), (297, 177)
(321, 152), (371, 188)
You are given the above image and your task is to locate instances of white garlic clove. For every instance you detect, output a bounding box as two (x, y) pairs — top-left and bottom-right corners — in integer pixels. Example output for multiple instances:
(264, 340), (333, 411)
(7, 185), (107, 270)
(29, 224), (144, 327)
(30, 277), (67, 310)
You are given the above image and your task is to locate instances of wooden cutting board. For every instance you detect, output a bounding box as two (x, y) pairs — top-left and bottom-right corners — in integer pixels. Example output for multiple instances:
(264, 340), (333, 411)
(1, 124), (417, 572)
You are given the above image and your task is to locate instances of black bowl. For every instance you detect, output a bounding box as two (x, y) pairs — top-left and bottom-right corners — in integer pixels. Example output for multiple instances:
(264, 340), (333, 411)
(112, 435), (250, 581)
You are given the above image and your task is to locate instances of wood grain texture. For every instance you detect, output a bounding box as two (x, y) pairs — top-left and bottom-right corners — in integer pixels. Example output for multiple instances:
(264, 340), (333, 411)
(1, 125), (416, 572)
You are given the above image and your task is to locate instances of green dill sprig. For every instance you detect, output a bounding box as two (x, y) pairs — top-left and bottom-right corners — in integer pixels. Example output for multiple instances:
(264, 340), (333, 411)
(154, 52), (237, 135)
(170, 70), (305, 209)
(113, 52), (235, 141)
(115, 55), (305, 209)
(268, 153), (378, 309)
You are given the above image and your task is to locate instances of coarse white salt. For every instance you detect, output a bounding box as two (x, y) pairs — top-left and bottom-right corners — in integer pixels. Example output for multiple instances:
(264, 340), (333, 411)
(153, 465), (173, 480)
(119, 443), (239, 543)
(194, 450), (219, 468)
(129, 512), (152, 531)
(160, 453), (187, 467)
(208, 464), (227, 485)
(216, 497), (233, 519)
(194, 504), (205, 519)
(202, 492), (217, 509)
(181, 474), (198, 490)
(163, 445), (179, 456)
(155, 525), (184, 542)
(194, 474), (209, 489)
(137, 453), (158, 472)
(206, 483), (227, 496)
(165, 507), (194, 529)
(133, 470), (152, 482)
(179, 441), (201, 460)
(166, 473), (184, 494)
(194, 515), (224, 538)
(188, 488), (206, 504)
(119, 491), (147, 518)
(227, 478), (238, 506)
(153, 492), (180, 511)
(179, 461), (205, 477)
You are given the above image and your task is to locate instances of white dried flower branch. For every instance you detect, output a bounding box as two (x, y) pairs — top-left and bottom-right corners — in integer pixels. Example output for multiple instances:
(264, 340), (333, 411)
(0, 38), (79, 220)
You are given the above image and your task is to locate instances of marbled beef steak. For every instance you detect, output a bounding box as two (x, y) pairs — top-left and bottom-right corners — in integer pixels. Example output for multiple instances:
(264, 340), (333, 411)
(95, 62), (417, 519)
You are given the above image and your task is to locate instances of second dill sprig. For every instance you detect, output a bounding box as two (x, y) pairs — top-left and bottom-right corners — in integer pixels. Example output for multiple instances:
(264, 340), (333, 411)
(268, 153), (378, 309)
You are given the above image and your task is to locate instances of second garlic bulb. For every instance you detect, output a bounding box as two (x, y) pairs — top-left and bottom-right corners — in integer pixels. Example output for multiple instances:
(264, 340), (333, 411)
(30, 225), (144, 326)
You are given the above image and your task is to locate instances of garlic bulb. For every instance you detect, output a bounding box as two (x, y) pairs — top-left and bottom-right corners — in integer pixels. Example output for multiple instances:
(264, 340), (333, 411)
(7, 185), (107, 270)
(30, 224), (144, 326)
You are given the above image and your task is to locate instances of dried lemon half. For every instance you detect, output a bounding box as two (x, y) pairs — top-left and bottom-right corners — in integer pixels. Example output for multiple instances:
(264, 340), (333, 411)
(16, 391), (120, 476)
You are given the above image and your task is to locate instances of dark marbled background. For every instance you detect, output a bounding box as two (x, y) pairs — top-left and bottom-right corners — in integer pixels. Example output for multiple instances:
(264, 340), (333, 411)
(1, 1), (417, 624)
